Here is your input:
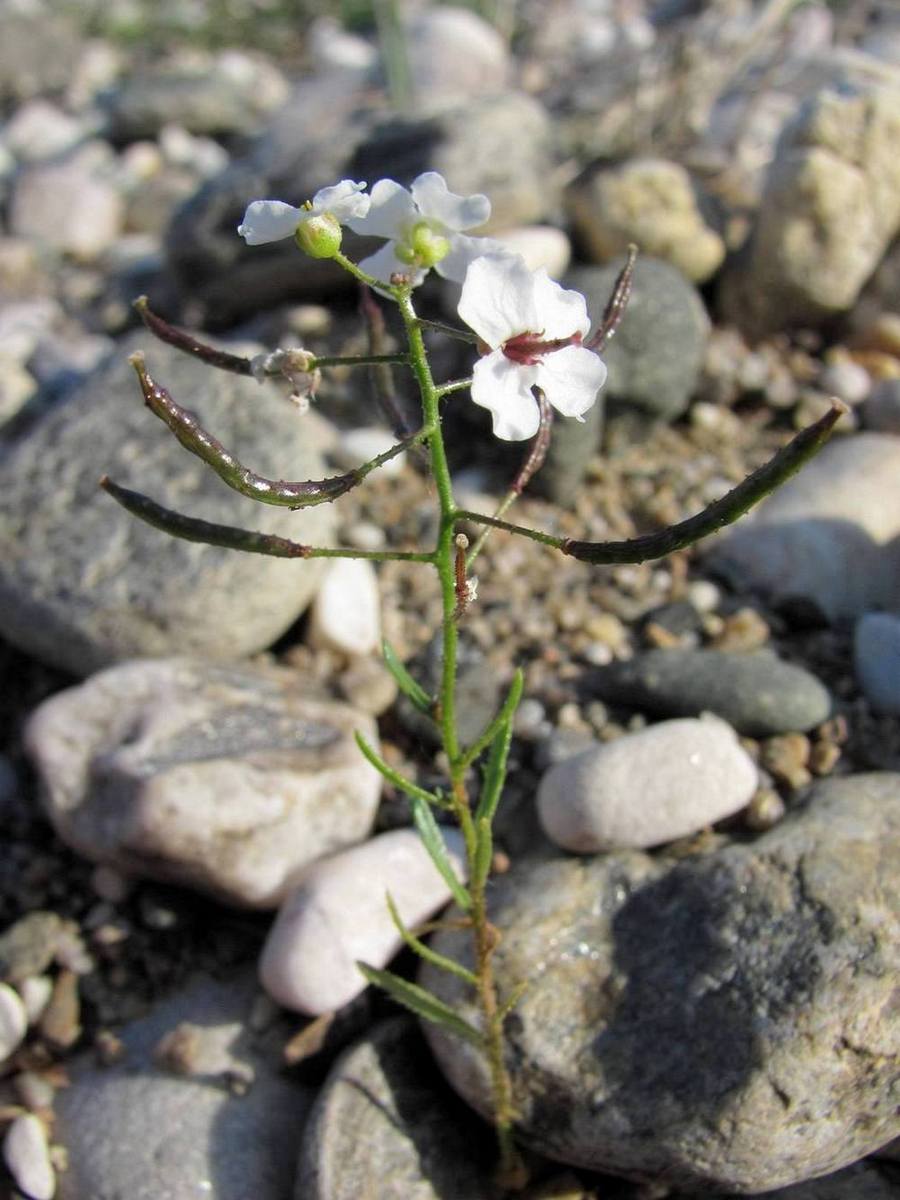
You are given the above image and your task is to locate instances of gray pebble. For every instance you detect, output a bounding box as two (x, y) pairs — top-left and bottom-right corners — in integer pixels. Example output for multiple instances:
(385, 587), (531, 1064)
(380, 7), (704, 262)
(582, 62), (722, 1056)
(854, 612), (900, 715)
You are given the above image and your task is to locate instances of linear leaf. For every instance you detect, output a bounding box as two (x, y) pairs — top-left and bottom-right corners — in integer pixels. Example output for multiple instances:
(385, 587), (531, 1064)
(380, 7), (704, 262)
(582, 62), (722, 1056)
(410, 795), (471, 911)
(384, 892), (477, 986)
(475, 713), (514, 829)
(461, 668), (523, 771)
(382, 638), (432, 714)
(353, 733), (444, 807)
(357, 964), (483, 1047)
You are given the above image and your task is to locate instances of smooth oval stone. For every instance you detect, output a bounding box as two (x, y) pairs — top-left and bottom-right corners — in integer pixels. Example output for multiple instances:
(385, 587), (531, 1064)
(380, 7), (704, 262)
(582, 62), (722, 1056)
(0, 982), (28, 1061)
(296, 1018), (493, 1199)
(3, 1113), (54, 1200)
(308, 557), (382, 658)
(586, 648), (832, 736)
(538, 716), (758, 852)
(422, 774), (900, 1193)
(854, 612), (900, 715)
(260, 828), (466, 1015)
(25, 658), (381, 908)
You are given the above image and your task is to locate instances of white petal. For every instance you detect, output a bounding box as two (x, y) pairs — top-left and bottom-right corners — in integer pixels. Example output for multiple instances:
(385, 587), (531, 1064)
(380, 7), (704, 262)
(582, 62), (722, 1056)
(470, 350), (541, 440)
(312, 179), (370, 223)
(530, 270), (592, 340)
(358, 242), (427, 289)
(535, 345), (607, 420)
(237, 200), (304, 245)
(435, 233), (518, 284)
(347, 178), (417, 238)
(457, 254), (540, 348)
(410, 172), (490, 233)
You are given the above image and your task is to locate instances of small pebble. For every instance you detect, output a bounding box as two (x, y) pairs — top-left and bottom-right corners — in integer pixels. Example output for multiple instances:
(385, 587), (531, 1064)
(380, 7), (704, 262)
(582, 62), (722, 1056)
(338, 658), (397, 716)
(859, 379), (900, 434)
(18, 975), (53, 1025)
(687, 579), (721, 615)
(0, 913), (62, 984)
(760, 733), (812, 790)
(38, 970), (80, 1051)
(260, 828), (467, 1015)
(14, 1070), (56, 1113)
(538, 716), (758, 852)
(308, 557), (382, 657)
(712, 607), (771, 651)
(745, 788), (787, 832)
(0, 982), (28, 1061)
(818, 357), (872, 406)
(90, 865), (132, 904)
(3, 1113), (55, 1200)
(810, 738), (841, 775)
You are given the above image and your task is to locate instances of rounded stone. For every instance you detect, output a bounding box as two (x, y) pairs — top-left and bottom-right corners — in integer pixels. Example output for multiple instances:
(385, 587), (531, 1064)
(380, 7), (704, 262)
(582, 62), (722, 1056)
(537, 716), (758, 852)
(25, 658), (381, 909)
(0, 330), (334, 675)
(586, 648), (832, 736)
(423, 774), (900, 1192)
(854, 612), (900, 715)
(308, 557), (382, 658)
(3, 1114), (54, 1200)
(260, 828), (465, 1014)
(0, 982), (27, 1062)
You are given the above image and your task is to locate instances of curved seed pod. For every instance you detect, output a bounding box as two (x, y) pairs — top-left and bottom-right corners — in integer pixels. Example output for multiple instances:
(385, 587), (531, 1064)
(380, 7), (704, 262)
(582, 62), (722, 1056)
(562, 401), (846, 564)
(129, 353), (420, 508)
(134, 296), (255, 375)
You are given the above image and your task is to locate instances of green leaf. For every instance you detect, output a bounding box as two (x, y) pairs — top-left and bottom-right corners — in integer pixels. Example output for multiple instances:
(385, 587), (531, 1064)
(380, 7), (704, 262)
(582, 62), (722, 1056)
(354, 732), (445, 808)
(460, 669), (523, 770)
(498, 979), (529, 1022)
(474, 706), (516, 829)
(410, 795), (472, 912)
(382, 638), (432, 714)
(384, 892), (477, 985)
(357, 963), (483, 1047)
(473, 816), (493, 890)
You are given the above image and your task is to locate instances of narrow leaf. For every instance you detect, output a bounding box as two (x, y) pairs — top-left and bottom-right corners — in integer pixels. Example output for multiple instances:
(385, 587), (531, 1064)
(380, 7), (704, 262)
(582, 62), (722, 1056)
(410, 795), (471, 912)
(498, 979), (529, 1023)
(473, 816), (493, 890)
(475, 714), (515, 829)
(460, 668), (524, 769)
(382, 638), (432, 714)
(353, 733), (445, 808)
(384, 892), (477, 986)
(356, 964), (483, 1047)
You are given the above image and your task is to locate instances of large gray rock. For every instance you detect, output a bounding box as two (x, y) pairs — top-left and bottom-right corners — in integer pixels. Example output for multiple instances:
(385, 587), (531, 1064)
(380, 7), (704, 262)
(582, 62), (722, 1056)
(0, 331), (334, 675)
(566, 258), (710, 420)
(296, 1018), (493, 1199)
(704, 433), (900, 622)
(422, 774), (900, 1193)
(722, 84), (900, 334)
(55, 972), (315, 1200)
(25, 658), (381, 909)
(166, 87), (555, 323)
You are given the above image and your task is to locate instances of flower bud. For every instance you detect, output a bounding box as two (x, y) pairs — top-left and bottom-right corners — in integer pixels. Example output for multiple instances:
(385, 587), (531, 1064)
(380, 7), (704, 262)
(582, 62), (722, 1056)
(294, 212), (342, 259)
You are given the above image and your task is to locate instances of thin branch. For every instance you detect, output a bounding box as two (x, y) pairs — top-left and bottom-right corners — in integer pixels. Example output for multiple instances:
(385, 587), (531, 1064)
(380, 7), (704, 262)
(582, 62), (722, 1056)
(100, 476), (433, 562)
(129, 352), (428, 508)
(434, 378), (474, 399)
(359, 284), (417, 438)
(417, 317), (480, 344)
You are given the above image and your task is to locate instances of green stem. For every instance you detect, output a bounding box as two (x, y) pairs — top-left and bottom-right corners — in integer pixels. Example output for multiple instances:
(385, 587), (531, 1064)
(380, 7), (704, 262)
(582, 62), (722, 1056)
(397, 284), (522, 1188)
(310, 352), (411, 368)
(416, 317), (480, 344)
(434, 378), (473, 399)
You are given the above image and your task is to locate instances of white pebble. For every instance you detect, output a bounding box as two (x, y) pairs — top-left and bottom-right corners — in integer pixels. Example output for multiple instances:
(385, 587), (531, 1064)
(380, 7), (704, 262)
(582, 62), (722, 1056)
(3, 1114), (55, 1200)
(260, 828), (467, 1014)
(337, 427), (406, 478)
(0, 982), (28, 1061)
(308, 558), (381, 657)
(537, 716), (758, 852)
(18, 976), (53, 1026)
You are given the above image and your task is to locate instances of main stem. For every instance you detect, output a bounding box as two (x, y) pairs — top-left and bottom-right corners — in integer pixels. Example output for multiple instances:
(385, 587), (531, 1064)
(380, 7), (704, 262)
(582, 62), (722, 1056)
(397, 288), (522, 1188)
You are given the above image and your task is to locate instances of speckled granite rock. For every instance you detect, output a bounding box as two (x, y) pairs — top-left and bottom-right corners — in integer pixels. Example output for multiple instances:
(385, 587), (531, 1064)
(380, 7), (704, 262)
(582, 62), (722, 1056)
(422, 774), (900, 1193)
(0, 331), (334, 675)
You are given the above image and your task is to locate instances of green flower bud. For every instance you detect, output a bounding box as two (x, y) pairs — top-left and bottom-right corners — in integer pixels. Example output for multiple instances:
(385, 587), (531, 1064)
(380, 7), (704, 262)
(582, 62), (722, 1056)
(294, 212), (342, 259)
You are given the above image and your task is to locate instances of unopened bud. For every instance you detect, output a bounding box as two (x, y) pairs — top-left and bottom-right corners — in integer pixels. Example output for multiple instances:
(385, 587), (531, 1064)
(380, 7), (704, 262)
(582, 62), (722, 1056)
(294, 212), (342, 259)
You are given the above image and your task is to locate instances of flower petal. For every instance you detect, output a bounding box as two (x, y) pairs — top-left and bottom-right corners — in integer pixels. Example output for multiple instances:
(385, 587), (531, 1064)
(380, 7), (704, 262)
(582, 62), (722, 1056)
(410, 172), (490, 233)
(471, 350), (541, 440)
(312, 179), (370, 223)
(435, 233), (517, 284)
(534, 345), (607, 420)
(458, 254), (540, 349)
(237, 200), (304, 245)
(530, 270), (592, 340)
(358, 242), (427, 289)
(347, 178), (417, 238)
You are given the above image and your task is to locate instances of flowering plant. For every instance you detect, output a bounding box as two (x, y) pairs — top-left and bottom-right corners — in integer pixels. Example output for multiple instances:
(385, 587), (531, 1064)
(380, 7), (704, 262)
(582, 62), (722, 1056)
(103, 173), (842, 1191)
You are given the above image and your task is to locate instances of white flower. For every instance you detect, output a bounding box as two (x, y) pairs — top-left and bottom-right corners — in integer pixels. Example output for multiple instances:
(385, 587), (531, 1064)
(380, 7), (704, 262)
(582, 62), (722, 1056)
(237, 180), (370, 245)
(347, 171), (507, 287)
(458, 254), (608, 441)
